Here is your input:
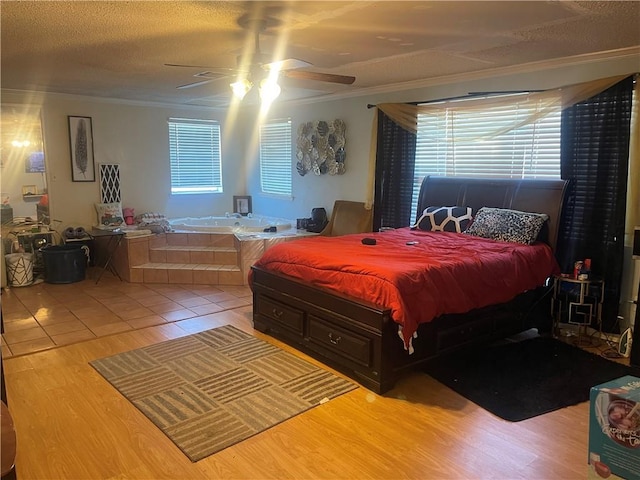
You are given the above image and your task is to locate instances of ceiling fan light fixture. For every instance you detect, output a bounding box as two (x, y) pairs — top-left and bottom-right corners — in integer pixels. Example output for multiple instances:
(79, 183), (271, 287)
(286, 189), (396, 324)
(258, 78), (281, 103)
(230, 78), (252, 99)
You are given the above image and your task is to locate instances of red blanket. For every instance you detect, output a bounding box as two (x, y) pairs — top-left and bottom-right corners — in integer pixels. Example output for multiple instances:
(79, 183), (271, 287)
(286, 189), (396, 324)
(251, 228), (559, 349)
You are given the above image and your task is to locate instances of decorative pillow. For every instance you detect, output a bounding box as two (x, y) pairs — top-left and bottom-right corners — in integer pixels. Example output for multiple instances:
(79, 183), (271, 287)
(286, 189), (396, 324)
(464, 207), (549, 245)
(95, 202), (125, 227)
(413, 206), (473, 233)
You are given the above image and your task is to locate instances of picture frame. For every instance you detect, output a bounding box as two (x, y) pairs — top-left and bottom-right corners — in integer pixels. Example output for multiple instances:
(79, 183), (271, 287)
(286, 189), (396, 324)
(68, 116), (96, 182)
(233, 195), (252, 216)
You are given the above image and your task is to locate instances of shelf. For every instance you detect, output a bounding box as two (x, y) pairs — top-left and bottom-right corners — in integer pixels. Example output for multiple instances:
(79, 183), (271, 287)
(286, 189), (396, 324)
(22, 194), (44, 199)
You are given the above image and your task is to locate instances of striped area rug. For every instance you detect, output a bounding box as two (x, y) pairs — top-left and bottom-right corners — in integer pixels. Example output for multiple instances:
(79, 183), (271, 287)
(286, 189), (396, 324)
(90, 325), (356, 462)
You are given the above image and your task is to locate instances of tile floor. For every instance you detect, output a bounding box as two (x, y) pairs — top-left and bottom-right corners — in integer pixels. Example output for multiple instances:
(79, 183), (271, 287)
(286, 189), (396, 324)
(1, 267), (252, 358)
(2, 267), (629, 367)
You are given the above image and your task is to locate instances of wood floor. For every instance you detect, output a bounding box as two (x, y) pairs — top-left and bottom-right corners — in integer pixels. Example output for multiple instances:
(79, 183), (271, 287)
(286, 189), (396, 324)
(1, 275), (618, 479)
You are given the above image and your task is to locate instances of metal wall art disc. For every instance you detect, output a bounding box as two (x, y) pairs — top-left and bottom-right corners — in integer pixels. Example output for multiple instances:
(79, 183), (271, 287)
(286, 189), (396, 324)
(296, 119), (346, 176)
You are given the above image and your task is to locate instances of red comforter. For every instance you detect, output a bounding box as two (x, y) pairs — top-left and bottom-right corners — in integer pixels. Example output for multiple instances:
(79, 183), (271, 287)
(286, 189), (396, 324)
(251, 228), (559, 349)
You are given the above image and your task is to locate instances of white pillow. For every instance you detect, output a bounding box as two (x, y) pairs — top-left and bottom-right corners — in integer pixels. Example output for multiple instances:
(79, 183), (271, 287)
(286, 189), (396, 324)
(95, 202), (125, 227)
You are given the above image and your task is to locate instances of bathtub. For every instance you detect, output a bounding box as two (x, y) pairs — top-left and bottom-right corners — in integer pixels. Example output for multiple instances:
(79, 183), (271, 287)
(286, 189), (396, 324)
(169, 215), (293, 233)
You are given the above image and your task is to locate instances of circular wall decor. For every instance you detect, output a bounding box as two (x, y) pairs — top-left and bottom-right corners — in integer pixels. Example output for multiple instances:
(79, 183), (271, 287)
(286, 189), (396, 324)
(296, 119), (346, 176)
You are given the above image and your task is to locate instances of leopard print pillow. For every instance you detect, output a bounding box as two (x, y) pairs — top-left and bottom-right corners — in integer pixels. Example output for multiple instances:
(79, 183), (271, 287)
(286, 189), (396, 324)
(464, 207), (549, 245)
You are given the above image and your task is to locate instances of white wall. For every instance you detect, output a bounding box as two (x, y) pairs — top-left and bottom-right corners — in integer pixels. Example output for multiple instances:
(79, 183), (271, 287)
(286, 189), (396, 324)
(243, 96), (375, 221)
(246, 53), (640, 222)
(3, 53), (637, 228)
(1, 52), (638, 328)
(1, 91), (246, 229)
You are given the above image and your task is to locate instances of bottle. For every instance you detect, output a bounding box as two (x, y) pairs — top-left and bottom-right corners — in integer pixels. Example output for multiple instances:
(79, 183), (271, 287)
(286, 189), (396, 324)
(578, 258), (590, 280)
(573, 261), (583, 279)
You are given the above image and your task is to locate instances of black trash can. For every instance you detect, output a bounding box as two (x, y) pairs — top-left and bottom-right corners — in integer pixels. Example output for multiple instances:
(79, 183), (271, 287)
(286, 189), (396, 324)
(40, 244), (87, 284)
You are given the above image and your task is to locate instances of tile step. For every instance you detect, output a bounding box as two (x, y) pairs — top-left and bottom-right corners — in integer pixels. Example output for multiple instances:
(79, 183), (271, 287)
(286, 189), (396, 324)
(150, 246), (237, 252)
(133, 263), (241, 271)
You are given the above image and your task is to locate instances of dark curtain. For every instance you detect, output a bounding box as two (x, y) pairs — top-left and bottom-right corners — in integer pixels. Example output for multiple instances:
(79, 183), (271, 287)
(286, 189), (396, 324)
(558, 75), (633, 331)
(372, 111), (417, 231)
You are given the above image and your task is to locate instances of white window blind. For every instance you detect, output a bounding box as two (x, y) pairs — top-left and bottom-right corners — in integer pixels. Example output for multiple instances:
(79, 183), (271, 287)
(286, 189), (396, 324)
(260, 118), (292, 196)
(168, 117), (222, 194)
(412, 99), (561, 222)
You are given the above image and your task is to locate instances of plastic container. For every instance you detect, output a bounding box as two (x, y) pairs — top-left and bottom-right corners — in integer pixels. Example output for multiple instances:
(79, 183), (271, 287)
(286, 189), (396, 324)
(4, 253), (33, 286)
(40, 244), (86, 284)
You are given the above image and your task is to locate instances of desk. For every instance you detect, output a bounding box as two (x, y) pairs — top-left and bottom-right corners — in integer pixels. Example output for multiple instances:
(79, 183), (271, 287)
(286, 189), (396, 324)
(89, 229), (125, 284)
(551, 274), (604, 343)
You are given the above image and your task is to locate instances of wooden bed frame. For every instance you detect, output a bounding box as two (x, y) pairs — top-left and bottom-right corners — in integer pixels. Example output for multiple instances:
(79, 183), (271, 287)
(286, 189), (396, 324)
(251, 176), (568, 393)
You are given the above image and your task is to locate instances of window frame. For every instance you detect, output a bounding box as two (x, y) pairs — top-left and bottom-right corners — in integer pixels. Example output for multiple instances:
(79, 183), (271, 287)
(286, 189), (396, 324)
(168, 117), (223, 195)
(259, 118), (292, 197)
(412, 97), (562, 222)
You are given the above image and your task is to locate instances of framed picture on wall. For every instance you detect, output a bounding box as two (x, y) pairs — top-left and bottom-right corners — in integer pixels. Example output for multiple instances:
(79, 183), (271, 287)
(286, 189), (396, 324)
(68, 116), (96, 182)
(233, 195), (252, 216)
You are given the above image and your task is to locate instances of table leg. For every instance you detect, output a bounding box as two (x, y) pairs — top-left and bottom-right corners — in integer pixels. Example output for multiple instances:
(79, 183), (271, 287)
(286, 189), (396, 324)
(93, 234), (124, 284)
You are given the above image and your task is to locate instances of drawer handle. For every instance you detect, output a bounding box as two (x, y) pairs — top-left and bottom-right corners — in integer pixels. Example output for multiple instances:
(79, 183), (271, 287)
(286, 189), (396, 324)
(328, 333), (342, 345)
(271, 308), (283, 319)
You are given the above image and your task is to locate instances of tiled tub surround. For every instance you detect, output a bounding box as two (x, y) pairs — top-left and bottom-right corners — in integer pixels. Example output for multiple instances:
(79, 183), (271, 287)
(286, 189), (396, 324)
(168, 215), (293, 233)
(111, 231), (306, 285)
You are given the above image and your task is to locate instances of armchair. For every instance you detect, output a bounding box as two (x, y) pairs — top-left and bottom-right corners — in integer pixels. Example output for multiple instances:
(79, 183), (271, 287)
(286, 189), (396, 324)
(319, 200), (373, 236)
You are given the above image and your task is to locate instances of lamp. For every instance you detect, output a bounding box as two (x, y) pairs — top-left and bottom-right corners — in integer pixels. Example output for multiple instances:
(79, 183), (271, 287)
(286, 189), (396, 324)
(230, 75), (281, 102)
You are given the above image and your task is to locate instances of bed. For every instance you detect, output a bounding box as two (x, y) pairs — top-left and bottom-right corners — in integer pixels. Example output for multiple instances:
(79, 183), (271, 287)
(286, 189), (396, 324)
(250, 176), (568, 393)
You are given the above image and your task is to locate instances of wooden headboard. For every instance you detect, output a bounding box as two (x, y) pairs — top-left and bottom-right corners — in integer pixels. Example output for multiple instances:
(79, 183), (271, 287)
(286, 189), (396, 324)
(416, 176), (568, 252)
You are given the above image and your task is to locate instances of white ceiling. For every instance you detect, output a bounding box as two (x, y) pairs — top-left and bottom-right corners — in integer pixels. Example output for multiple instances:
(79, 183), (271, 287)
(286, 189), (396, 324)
(1, 1), (639, 108)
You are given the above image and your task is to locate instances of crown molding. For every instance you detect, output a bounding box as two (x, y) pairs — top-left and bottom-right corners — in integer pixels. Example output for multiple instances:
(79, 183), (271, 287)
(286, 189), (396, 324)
(286, 46), (640, 107)
(0, 88), (224, 111)
(2, 46), (638, 110)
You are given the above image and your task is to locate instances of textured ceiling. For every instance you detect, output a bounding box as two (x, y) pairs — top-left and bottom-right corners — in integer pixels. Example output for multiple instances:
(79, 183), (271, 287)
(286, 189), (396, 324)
(1, 1), (639, 107)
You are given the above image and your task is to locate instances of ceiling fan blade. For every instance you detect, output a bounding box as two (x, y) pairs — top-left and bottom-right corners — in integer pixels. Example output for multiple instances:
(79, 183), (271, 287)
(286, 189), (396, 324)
(177, 79), (215, 90)
(283, 70), (356, 85)
(166, 63), (240, 74)
(166, 63), (217, 69)
(264, 58), (313, 72)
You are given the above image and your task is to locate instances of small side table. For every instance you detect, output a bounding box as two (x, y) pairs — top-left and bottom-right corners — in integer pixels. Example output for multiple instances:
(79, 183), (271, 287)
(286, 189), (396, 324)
(89, 228), (125, 284)
(551, 274), (604, 344)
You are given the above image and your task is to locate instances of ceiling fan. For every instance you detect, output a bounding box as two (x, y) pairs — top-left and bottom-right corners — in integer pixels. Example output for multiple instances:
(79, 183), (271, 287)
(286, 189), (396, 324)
(166, 14), (356, 99)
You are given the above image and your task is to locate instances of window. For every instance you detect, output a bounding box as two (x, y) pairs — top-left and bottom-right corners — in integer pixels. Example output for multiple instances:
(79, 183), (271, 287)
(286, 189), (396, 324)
(412, 96), (561, 221)
(260, 118), (292, 196)
(168, 117), (222, 194)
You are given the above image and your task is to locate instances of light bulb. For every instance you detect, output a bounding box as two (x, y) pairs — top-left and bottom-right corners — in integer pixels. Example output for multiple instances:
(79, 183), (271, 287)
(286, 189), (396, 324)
(230, 79), (252, 99)
(259, 78), (281, 103)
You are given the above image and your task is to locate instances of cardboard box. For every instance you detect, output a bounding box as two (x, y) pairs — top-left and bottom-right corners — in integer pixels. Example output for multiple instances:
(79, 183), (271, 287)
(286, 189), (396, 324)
(588, 375), (640, 479)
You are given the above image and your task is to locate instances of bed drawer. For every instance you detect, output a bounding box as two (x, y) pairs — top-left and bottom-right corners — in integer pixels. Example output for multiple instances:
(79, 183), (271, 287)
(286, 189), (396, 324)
(435, 316), (494, 353)
(307, 315), (372, 367)
(255, 295), (304, 335)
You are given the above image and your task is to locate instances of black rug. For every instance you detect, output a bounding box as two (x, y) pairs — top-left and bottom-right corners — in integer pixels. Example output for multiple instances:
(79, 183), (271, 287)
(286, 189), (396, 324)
(424, 336), (640, 422)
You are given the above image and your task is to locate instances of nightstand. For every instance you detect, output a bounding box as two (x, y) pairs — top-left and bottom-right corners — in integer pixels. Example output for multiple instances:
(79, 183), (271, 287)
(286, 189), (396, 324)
(551, 274), (605, 344)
